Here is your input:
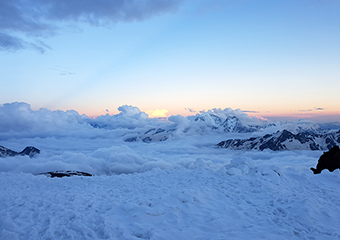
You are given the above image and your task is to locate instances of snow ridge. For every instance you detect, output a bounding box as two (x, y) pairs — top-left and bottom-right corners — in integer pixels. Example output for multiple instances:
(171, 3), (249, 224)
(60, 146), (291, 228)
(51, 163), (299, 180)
(0, 146), (40, 158)
(217, 129), (340, 151)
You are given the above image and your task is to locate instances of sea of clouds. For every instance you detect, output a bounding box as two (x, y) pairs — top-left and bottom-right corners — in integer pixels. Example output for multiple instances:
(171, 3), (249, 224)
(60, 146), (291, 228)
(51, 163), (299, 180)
(1, 102), (340, 239)
(0, 102), (264, 139)
(0, 101), (329, 177)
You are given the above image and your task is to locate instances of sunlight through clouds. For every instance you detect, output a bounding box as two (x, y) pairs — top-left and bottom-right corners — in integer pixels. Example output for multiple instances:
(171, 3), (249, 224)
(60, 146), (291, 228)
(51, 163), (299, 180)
(146, 109), (169, 118)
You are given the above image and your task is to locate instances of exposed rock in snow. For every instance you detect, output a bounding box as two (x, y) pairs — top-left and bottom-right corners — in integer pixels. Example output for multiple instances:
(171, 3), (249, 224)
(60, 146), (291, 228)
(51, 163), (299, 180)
(124, 128), (174, 143)
(217, 130), (340, 151)
(38, 170), (93, 178)
(0, 146), (40, 158)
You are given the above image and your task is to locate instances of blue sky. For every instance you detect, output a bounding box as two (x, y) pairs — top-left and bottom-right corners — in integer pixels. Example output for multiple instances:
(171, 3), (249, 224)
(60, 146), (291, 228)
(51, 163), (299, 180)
(1, 0), (339, 121)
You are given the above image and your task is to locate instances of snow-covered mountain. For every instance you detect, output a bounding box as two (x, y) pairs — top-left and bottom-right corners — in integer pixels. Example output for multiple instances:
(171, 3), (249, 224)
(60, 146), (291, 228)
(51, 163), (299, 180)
(0, 146), (40, 157)
(124, 113), (266, 142)
(123, 114), (339, 143)
(124, 128), (174, 143)
(217, 129), (340, 151)
(194, 113), (261, 133)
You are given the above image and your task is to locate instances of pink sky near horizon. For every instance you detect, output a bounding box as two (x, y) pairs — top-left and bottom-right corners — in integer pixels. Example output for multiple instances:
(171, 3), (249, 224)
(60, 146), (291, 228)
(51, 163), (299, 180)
(73, 105), (340, 123)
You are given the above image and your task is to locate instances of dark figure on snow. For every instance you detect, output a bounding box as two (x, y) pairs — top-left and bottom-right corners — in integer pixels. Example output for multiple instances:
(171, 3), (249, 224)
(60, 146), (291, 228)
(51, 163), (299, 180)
(311, 145), (340, 174)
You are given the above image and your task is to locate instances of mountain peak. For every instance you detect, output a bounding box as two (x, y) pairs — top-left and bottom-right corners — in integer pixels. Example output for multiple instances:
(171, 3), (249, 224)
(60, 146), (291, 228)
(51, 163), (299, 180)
(0, 146), (40, 158)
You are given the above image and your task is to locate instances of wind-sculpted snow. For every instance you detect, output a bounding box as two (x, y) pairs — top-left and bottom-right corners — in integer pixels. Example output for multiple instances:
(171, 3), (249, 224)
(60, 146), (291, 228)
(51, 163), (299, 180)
(1, 153), (339, 239)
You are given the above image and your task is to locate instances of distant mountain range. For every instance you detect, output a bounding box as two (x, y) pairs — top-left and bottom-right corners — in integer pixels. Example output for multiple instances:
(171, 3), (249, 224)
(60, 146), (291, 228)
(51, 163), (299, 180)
(124, 128), (173, 143)
(0, 146), (40, 158)
(217, 129), (340, 151)
(117, 111), (340, 145)
(124, 114), (263, 142)
(194, 113), (262, 133)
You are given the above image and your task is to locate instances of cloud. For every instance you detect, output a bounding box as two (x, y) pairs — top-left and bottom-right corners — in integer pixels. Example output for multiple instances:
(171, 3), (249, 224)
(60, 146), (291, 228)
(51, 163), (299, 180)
(0, 32), (24, 51)
(0, 102), (170, 139)
(48, 66), (75, 75)
(118, 105), (148, 118)
(0, 0), (183, 52)
(299, 108), (324, 112)
(299, 109), (312, 112)
(242, 110), (259, 113)
(0, 102), (91, 138)
(168, 115), (191, 133)
(185, 108), (196, 113)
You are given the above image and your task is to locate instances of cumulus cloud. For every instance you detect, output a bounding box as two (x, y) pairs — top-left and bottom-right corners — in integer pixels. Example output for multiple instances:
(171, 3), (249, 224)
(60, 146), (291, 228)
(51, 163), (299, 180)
(0, 102), (168, 140)
(0, 0), (183, 52)
(168, 114), (191, 133)
(118, 105), (148, 118)
(0, 102), (86, 132)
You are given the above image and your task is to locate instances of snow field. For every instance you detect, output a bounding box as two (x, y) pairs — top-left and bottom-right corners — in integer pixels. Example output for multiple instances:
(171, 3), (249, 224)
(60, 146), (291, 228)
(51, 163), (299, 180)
(1, 156), (339, 240)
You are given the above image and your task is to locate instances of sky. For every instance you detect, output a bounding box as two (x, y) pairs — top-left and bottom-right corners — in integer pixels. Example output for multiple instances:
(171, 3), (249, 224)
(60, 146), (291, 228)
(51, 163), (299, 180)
(0, 0), (339, 121)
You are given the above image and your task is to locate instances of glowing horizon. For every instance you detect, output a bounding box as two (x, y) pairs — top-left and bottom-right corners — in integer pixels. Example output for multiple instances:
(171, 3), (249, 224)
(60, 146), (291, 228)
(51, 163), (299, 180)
(26, 102), (339, 123)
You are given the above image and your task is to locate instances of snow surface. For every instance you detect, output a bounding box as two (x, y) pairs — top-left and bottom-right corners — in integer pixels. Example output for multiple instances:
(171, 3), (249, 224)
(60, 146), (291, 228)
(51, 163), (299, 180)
(1, 103), (340, 239)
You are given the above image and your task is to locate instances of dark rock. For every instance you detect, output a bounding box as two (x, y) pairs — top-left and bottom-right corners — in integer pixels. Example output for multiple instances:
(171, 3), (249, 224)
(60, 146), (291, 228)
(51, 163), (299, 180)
(125, 137), (138, 142)
(39, 170), (93, 178)
(0, 145), (40, 158)
(310, 146), (340, 174)
(144, 128), (156, 134)
(142, 137), (152, 143)
(0, 146), (18, 157)
(155, 128), (166, 134)
(20, 146), (40, 157)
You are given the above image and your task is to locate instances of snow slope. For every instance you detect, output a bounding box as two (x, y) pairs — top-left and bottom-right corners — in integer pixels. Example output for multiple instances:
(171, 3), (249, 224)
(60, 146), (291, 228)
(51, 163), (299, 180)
(1, 147), (340, 240)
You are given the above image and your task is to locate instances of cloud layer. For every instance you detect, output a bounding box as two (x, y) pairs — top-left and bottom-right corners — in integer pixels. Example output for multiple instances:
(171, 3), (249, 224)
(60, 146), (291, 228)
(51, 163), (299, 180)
(0, 0), (182, 52)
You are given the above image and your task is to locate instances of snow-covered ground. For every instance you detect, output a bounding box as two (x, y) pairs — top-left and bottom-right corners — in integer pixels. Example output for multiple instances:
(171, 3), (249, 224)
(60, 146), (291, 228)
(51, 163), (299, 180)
(1, 103), (340, 239)
(1, 140), (340, 240)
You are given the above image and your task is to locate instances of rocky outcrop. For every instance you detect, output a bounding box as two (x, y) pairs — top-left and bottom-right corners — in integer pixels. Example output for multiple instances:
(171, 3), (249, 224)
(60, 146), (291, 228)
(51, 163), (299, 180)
(217, 130), (340, 151)
(124, 128), (173, 143)
(38, 170), (93, 178)
(0, 146), (40, 158)
(310, 146), (340, 174)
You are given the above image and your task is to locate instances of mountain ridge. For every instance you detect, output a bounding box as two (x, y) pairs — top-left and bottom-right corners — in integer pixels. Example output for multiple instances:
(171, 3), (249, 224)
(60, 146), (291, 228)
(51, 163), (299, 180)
(0, 146), (40, 158)
(217, 129), (340, 151)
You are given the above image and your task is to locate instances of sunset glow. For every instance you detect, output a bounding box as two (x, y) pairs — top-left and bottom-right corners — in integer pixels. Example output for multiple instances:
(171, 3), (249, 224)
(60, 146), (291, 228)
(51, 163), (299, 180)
(145, 109), (169, 118)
